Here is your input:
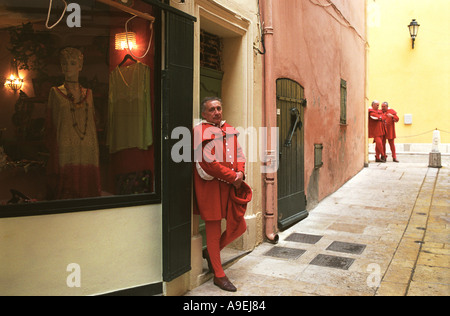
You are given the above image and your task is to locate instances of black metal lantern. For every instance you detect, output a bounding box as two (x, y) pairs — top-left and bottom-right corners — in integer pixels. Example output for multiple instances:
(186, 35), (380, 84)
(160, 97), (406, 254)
(408, 19), (420, 49)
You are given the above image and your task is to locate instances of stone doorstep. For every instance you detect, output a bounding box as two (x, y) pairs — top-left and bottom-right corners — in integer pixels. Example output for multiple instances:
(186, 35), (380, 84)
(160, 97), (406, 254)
(197, 247), (251, 284)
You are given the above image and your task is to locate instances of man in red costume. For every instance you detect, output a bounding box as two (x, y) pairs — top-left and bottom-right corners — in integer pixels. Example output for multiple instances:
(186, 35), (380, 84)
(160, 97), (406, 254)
(193, 97), (250, 292)
(368, 100), (386, 162)
(381, 102), (399, 162)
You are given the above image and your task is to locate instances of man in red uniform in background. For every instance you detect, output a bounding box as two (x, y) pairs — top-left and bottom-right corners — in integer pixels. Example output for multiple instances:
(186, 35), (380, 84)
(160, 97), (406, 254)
(193, 97), (250, 292)
(381, 102), (399, 162)
(368, 100), (386, 162)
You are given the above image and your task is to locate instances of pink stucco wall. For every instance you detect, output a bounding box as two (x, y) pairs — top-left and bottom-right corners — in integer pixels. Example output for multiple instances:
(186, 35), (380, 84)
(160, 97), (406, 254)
(266, 0), (366, 205)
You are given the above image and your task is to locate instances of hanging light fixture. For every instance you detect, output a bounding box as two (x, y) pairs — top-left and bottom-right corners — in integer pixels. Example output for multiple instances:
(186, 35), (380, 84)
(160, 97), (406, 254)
(115, 31), (137, 51)
(408, 19), (420, 49)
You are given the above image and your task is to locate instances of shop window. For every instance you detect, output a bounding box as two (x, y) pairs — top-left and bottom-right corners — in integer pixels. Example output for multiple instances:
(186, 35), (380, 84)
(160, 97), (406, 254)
(0, 1), (160, 215)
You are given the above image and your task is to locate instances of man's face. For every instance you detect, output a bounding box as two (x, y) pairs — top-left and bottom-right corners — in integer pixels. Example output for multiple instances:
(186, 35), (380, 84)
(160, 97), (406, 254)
(381, 104), (388, 112)
(202, 100), (222, 126)
(372, 102), (379, 110)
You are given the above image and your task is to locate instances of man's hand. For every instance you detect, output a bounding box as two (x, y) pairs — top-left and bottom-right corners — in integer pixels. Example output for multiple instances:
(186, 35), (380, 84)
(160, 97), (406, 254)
(233, 171), (244, 189)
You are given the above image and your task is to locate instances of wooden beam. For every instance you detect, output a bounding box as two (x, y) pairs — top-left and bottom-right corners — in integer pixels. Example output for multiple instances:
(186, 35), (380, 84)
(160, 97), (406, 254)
(96, 0), (155, 22)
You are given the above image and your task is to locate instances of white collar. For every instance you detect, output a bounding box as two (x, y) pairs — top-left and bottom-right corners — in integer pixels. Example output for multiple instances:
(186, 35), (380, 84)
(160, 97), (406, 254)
(196, 120), (226, 127)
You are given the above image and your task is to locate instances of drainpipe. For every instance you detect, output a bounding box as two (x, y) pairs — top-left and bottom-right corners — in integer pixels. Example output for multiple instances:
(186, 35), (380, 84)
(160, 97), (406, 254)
(364, 0), (369, 167)
(261, 0), (279, 244)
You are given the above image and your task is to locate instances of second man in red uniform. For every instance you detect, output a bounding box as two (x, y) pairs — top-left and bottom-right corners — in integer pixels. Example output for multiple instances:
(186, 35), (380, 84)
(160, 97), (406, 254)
(381, 102), (399, 162)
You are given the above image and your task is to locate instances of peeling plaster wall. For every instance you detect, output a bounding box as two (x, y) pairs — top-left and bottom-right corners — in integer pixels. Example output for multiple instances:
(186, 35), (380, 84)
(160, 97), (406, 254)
(271, 0), (366, 204)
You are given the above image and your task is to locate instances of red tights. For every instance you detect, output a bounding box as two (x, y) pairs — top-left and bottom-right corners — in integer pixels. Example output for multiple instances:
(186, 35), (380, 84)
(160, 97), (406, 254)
(204, 220), (245, 278)
(383, 137), (396, 159)
(374, 136), (385, 160)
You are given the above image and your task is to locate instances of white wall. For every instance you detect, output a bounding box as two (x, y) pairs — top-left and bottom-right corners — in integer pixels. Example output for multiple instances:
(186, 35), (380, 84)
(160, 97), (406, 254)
(0, 205), (162, 296)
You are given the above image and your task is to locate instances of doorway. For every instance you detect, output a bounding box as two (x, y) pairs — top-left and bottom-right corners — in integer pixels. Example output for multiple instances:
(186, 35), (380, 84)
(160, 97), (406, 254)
(276, 78), (308, 230)
(197, 30), (224, 249)
(191, 2), (253, 284)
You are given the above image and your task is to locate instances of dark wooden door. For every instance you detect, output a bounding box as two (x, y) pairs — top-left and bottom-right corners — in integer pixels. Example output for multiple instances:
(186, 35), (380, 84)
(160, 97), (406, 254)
(198, 67), (223, 249)
(200, 67), (223, 102)
(162, 11), (195, 282)
(276, 79), (308, 230)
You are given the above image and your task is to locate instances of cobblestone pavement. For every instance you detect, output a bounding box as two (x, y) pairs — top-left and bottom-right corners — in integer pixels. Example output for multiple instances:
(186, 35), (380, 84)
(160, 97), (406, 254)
(185, 154), (450, 296)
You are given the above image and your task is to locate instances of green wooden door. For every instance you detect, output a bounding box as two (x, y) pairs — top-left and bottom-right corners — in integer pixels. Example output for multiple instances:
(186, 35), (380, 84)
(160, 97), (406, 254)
(276, 78), (308, 230)
(200, 67), (223, 102)
(198, 67), (223, 249)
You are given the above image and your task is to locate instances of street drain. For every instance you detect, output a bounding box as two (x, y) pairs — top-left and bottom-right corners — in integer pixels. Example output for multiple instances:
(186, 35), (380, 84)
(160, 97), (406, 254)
(285, 233), (323, 244)
(326, 241), (366, 255)
(310, 254), (355, 270)
(264, 246), (306, 260)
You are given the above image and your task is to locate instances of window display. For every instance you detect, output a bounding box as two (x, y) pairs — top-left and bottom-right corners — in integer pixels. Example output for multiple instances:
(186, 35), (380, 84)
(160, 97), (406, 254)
(0, 1), (158, 208)
(46, 47), (101, 200)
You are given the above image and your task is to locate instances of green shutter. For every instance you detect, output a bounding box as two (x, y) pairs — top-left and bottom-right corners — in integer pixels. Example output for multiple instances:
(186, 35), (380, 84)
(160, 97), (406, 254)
(162, 11), (195, 282)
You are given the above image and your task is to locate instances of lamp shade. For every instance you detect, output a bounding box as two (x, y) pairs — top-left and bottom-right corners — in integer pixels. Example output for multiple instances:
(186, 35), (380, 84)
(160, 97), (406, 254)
(408, 19), (420, 38)
(115, 32), (137, 51)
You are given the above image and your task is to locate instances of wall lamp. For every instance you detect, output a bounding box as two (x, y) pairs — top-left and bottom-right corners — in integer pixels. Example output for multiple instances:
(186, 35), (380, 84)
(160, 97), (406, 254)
(4, 60), (23, 92)
(5, 75), (24, 92)
(408, 19), (420, 49)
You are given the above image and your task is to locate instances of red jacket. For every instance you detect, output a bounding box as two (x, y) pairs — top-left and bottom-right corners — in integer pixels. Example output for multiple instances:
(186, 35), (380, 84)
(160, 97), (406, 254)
(193, 121), (246, 221)
(368, 108), (385, 138)
(382, 109), (399, 139)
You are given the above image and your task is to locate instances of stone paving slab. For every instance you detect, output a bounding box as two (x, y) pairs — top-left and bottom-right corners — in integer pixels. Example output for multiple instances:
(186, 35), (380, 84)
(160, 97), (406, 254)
(185, 154), (450, 296)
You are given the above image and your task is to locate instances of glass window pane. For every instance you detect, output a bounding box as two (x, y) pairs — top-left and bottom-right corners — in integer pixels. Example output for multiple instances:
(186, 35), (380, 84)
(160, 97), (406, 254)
(0, 1), (157, 207)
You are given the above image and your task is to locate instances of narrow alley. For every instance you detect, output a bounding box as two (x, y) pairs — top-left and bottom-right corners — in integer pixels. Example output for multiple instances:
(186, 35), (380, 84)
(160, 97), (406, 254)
(1, 0), (448, 297)
(186, 154), (450, 296)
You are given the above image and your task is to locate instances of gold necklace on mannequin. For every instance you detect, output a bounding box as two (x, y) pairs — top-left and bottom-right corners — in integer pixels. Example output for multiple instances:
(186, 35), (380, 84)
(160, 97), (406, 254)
(64, 82), (89, 140)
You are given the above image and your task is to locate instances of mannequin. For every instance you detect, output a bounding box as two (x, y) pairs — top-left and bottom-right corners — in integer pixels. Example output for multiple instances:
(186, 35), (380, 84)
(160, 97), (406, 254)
(46, 47), (101, 199)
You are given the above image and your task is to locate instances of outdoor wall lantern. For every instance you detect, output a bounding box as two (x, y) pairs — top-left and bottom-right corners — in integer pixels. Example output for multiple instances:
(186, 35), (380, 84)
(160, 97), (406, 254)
(408, 19), (420, 49)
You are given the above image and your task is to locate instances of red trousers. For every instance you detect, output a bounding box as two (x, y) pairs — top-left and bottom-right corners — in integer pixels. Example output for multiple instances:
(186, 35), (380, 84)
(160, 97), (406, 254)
(383, 137), (396, 159)
(373, 136), (385, 160)
(205, 220), (246, 278)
